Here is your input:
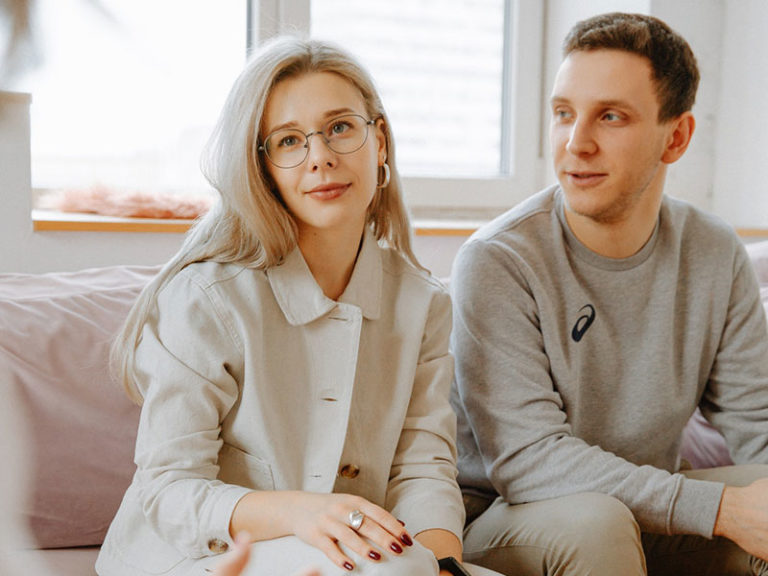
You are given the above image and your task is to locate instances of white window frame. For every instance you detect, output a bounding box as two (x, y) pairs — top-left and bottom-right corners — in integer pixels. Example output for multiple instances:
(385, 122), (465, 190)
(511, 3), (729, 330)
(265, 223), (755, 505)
(250, 0), (545, 215)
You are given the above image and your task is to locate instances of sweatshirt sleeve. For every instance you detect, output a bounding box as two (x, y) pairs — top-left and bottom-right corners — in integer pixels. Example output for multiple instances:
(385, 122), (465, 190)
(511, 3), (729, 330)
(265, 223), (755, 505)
(702, 241), (768, 463)
(132, 269), (252, 558)
(386, 288), (466, 541)
(451, 238), (724, 537)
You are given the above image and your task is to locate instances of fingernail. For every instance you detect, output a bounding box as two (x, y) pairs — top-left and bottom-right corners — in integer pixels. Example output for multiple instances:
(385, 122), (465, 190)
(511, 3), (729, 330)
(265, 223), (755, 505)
(368, 550), (381, 561)
(398, 519), (406, 526)
(400, 533), (413, 547)
(390, 542), (403, 554)
(344, 561), (354, 571)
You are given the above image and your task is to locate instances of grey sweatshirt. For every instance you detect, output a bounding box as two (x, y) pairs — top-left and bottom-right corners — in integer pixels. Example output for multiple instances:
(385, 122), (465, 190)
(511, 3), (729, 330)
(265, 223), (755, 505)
(450, 185), (768, 538)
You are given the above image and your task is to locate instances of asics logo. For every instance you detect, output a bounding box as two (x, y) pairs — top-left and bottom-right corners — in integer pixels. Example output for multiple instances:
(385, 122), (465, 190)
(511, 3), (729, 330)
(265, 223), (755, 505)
(571, 304), (595, 342)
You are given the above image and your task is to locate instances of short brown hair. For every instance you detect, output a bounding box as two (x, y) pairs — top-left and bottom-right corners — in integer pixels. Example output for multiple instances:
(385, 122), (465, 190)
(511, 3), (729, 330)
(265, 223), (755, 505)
(563, 12), (699, 122)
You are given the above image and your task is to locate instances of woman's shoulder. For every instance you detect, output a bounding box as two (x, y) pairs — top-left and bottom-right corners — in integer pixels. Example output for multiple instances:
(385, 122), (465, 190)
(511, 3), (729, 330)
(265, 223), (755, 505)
(380, 247), (449, 297)
(170, 261), (264, 293)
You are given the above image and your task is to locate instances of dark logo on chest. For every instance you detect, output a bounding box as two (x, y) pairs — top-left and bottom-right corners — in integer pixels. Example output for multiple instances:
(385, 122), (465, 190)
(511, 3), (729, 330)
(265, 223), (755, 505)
(571, 304), (596, 342)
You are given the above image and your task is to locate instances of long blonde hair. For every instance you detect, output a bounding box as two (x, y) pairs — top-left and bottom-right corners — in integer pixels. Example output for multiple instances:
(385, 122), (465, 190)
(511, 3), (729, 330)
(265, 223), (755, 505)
(113, 36), (420, 404)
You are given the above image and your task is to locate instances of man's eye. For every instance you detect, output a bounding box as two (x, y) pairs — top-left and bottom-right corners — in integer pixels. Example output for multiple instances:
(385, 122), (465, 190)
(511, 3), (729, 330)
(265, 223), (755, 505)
(603, 112), (622, 122)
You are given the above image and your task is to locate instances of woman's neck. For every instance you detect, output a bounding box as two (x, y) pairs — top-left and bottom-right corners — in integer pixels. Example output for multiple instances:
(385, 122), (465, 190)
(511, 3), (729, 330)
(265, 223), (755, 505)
(297, 224), (365, 301)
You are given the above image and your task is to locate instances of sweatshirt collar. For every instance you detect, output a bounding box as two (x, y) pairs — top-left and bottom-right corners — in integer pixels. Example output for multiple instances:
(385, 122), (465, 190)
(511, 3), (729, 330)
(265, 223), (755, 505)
(267, 227), (382, 325)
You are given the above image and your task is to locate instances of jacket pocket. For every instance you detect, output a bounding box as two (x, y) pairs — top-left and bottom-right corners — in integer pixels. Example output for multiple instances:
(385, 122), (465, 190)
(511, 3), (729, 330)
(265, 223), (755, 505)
(109, 487), (187, 575)
(218, 443), (276, 490)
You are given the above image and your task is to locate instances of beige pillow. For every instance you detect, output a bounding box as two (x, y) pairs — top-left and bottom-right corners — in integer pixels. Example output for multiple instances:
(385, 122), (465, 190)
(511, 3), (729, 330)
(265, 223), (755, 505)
(0, 265), (157, 548)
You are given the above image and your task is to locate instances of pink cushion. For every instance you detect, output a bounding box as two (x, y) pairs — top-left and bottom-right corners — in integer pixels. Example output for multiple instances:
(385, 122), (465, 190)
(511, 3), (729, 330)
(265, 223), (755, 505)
(746, 239), (768, 286)
(680, 409), (734, 469)
(0, 265), (158, 548)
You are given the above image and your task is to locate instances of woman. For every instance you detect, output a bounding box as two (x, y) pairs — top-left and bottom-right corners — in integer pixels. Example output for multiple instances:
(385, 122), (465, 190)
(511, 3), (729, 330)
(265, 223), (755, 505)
(96, 37), (494, 576)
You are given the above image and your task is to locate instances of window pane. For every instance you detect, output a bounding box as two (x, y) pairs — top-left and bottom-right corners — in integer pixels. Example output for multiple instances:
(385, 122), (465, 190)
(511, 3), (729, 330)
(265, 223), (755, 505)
(311, 0), (505, 178)
(16, 0), (247, 194)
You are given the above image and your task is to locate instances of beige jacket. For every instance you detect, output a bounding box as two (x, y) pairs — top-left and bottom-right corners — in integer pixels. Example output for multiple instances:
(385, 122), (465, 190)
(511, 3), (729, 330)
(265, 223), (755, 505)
(96, 230), (463, 575)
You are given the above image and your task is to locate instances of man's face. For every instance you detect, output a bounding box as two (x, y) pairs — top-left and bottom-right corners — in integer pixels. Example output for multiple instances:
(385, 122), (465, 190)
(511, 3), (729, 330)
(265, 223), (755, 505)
(549, 49), (675, 225)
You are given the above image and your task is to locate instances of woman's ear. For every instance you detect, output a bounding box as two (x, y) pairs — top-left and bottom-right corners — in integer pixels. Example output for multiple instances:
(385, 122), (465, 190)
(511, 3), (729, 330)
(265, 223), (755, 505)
(661, 111), (695, 164)
(375, 117), (388, 165)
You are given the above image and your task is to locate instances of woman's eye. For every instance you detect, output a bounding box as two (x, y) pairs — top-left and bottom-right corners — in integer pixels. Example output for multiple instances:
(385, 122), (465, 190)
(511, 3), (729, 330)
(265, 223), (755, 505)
(329, 121), (351, 135)
(277, 134), (299, 148)
(553, 109), (572, 121)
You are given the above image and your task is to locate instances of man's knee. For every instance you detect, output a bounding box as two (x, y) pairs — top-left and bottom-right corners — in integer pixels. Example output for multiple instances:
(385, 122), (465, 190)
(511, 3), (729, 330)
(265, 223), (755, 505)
(464, 493), (644, 576)
(561, 492), (640, 544)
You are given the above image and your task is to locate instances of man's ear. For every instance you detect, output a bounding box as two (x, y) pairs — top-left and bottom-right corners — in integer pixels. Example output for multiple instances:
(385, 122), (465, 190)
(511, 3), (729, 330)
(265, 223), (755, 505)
(661, 111), (695, 164)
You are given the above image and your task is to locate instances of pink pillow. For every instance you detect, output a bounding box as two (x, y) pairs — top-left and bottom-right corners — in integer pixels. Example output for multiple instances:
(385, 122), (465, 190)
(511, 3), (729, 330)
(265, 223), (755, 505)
(680, 409), (734, 469)
(0, 265), (158, 548)
(746, 239), (768, 286)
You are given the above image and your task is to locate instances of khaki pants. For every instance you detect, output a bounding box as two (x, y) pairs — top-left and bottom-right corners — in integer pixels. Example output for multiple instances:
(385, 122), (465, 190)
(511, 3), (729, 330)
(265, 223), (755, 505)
(462, 465), (768, 576)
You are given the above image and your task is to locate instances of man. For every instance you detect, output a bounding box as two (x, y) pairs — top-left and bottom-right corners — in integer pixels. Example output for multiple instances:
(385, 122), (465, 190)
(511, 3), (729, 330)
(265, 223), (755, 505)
(451, 12), (768, 576)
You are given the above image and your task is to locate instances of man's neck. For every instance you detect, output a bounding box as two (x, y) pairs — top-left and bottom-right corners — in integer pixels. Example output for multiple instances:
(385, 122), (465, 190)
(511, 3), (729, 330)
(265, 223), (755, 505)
(564, 195), (663, 259)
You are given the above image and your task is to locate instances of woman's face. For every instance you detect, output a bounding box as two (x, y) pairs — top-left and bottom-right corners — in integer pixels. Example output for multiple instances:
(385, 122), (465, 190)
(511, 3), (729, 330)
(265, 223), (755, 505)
(261, 71), (386, 241)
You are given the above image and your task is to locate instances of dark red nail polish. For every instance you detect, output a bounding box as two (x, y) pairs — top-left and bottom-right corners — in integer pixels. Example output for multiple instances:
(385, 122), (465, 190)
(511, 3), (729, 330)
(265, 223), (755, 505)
(368, 550), (381, 560)
(398, 519), (406, 526)
(390, 542), (403, 554)
(344, 561), (354, 571)
(400, 533), (413, 546)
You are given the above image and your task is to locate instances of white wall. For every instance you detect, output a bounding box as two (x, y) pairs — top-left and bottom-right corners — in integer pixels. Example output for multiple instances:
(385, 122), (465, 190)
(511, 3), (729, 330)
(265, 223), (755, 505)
(712, 0), (768, 229)
(2, 0), (767, 275)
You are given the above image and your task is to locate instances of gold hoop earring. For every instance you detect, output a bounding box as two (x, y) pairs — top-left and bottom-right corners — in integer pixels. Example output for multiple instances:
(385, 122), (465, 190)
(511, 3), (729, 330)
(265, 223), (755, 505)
(376, 163), (391, 189)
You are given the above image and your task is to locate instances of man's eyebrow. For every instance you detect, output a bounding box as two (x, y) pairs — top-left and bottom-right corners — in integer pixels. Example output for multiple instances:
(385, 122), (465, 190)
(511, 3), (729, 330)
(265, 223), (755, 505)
(550, 95), (640, 113)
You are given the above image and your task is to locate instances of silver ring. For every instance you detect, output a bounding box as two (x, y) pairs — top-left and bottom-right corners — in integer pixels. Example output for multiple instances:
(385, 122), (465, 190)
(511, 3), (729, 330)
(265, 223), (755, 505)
(348, 509), (365, 531)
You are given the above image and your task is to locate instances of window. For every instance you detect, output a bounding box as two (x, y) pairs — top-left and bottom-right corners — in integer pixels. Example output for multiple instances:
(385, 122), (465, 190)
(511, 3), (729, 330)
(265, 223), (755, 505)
(20, 0), (543, 217)
(256, 0), (545, 214)
(312, 0), (505, 178)
(17, 0), (247, 197)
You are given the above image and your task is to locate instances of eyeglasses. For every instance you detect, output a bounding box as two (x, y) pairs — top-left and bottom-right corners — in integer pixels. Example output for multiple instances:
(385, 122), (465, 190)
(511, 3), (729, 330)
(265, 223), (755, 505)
(258, 114), (376, 169)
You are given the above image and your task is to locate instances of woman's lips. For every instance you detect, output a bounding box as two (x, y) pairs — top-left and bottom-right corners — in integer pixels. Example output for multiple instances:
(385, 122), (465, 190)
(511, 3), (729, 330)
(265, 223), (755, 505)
(305, 183), (350, 200)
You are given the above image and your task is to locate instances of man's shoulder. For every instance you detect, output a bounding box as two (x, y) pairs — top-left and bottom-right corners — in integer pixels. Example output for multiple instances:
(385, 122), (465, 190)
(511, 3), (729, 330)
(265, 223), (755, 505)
(662, 196), (738, 241)
(663, 195), (742, 251)
(453, 185), (562, 282)
(468, 185), (560, 247)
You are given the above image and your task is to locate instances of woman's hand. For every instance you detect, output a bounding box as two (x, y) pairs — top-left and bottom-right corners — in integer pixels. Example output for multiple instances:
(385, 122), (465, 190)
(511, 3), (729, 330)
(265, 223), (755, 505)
(230, 491), (414, 572)
(290, 493), (414, 571)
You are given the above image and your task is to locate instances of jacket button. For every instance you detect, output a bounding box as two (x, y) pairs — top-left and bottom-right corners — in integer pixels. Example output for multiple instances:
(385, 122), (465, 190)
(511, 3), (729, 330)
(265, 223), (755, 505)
(338, 464), (360, 479)
(208, 538), (229, 554)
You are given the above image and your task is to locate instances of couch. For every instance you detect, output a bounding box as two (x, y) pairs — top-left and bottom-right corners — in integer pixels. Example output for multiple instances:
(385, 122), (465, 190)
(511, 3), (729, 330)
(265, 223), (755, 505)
(2, 241), (767, 576)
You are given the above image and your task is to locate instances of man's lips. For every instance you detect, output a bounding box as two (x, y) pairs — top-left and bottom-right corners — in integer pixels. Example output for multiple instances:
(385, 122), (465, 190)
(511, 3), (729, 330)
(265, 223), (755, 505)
(565, 171), (608, 186)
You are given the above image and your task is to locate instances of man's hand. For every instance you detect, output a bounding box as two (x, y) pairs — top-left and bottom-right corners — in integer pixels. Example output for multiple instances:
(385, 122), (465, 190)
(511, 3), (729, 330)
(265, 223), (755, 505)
(714, 478), (768, 561)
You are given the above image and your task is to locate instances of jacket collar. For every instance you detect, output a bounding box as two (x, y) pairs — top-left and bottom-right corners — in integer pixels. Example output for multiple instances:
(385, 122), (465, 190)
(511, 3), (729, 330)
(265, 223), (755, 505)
(267, 227), (382, 326)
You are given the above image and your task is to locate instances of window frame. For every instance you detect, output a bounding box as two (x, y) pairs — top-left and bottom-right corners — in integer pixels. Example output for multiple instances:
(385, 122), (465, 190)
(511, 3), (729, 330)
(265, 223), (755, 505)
(250, 0), (546, 215)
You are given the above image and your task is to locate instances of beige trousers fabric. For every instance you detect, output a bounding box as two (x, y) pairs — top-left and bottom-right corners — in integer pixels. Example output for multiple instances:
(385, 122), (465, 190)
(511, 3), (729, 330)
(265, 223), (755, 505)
(462, 465), (768, 576)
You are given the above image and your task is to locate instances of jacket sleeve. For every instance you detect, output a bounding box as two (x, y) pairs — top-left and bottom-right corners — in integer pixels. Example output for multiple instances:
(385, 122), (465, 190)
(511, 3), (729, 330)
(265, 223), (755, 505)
(386, 287), (465, 541)
(451, 238), (724, 537)
(132, 269), (251, 558)
(703, 242), (768, 462)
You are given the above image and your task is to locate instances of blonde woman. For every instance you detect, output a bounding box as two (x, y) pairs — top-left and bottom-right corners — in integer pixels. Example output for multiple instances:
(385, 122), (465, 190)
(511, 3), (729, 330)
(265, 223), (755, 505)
(96, 37), (497, 576)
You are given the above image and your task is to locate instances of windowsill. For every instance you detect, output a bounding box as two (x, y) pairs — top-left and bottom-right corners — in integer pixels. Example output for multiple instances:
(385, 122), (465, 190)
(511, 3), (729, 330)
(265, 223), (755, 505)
(32, 210), (194, 234)
(31, 209), (485, 237)
(30, 209), (768, 239)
